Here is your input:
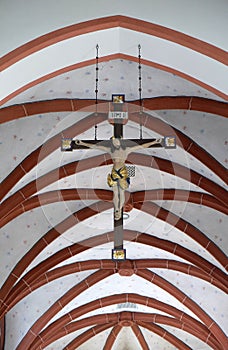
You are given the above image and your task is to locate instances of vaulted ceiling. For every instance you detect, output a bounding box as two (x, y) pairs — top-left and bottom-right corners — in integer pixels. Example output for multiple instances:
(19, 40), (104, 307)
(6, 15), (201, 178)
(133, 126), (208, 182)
(0, 1), (227, 349)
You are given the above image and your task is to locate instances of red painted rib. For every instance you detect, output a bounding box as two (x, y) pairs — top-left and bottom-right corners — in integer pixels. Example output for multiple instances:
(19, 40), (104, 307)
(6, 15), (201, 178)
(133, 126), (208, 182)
(103, 324), (122, 350)
(136, 269), (227, 348)
(5, 258), (226, 314)
(0, 97), (227, 124)
(131, 324), (150, 350)
(1, 228), (226, 318)
(1, 16), (226, 72)
(64, 323), (117, 350)
(16, 270), (114, 350)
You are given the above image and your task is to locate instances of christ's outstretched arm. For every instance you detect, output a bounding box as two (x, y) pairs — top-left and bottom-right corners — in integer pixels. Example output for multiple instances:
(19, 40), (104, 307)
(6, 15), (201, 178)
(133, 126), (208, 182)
(126, 138), (162, 155)
(74, 139), (110, 152)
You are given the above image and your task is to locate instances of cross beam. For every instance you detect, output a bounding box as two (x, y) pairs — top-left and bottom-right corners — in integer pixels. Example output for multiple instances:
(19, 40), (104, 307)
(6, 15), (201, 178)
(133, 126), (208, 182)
(62, 137), (173, 151)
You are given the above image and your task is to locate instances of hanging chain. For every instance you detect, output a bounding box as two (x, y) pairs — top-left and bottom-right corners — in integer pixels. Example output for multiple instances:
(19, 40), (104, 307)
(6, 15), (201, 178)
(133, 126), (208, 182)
(94, 44), (99, 140)
(138, 44), (143, 139)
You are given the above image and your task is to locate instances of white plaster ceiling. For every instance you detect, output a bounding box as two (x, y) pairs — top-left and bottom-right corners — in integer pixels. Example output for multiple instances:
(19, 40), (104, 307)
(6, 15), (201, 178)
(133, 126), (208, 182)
(0, 2), (227, 350)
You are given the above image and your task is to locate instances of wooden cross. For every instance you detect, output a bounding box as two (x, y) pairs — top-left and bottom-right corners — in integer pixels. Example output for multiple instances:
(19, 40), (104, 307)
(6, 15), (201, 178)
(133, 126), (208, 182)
(61, 97), (176, 260)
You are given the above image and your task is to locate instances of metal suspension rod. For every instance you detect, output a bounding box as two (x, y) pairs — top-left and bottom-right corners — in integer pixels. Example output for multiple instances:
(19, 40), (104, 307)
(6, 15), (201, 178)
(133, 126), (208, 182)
(138, 44), (143, 139)
(95, 44), (99, 140)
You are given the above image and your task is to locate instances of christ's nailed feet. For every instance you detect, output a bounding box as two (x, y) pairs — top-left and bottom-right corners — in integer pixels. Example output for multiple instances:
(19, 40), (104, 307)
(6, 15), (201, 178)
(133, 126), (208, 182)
(114, 210), (121, 221)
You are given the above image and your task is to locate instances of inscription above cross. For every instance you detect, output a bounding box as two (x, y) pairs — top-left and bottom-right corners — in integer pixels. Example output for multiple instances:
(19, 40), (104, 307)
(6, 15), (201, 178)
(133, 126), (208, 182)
(61, 96), (176, 260)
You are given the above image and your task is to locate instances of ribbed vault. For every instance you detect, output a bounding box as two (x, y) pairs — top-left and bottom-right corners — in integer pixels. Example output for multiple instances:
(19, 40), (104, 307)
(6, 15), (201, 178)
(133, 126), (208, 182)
(0, 4), (227, 350)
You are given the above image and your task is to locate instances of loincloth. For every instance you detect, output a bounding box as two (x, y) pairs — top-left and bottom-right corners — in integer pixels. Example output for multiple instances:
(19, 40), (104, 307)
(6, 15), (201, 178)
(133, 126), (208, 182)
(107, 166), (130, 190)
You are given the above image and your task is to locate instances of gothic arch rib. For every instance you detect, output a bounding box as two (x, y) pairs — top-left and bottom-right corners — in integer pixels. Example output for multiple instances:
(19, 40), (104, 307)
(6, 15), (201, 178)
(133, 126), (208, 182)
(1, 101), (226, 204)
(103, 324), (123, 350)
(0, 194), (227, 304)
(1, 16), (227, 106)
(0, 97), (227, 124)
(20, 290), (226, 349)
(4, 258), (227, 315)
(29, 313), (219, 350)
(1, 225), (227, 320)
(64, 323), (118, 350)
(1, 225), (227, 323)
(1, 15), (226, 71)
(1, 152), (226, 225)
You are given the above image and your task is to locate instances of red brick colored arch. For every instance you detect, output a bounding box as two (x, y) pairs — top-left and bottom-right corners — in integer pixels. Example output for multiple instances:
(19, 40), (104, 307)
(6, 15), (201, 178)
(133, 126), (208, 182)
(129, 154), (227, 204)
(0, 189), (111, 227)
(1, 168), (227, 226)
(0, 113), (107, 201)
(135, 312), (219, 346)
(3, 52), (228, 106)
(136, 270), (228, 348)
(0, 201), (112, 316)
(142, 97), (228, 117)
(1, 153), (226, 225)
(0, 107), (227, 202)
(1, 226), (226, 305)
(131, 324), (150, 350)
(1, 15), (226, 72)
(136, 201), (228, 270)
(16, 270), (114, 350)
(0, 97), (227, 124)
(30, 316), (118, 350)
(138, 321), (192, 350)
(130, 112), (227, 184)
(40, 312), (222, 350)
(103, 324), (123, 350)
(33, 314), (196, 350)
(1, 16), (227, 104)
(1, 188), (226, 271)
(0, 317), (5, 350)
(132, 189), (227, 214)
(1, 196), (226, 312)
(1, 155), (226, 229)
(2, 228), (227, 321)
(5, 258), (227, 314)
(136, 321), (189, 350)
(4, 261), (115, 313)
(1, 226), (226, 319)
(135, 315), (220, 349)
(64, 323), (117, 350)
(1, 186), (227, 232)
(26, 298), (223, 350)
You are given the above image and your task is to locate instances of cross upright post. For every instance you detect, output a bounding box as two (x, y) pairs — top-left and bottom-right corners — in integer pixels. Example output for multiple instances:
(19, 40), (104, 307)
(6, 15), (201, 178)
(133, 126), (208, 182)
(112, 102), (124, 254)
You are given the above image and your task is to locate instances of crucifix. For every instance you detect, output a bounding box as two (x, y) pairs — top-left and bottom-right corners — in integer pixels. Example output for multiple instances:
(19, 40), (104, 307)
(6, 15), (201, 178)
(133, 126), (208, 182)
(61, 43), (176, 260)
(61, 94), (176, 260)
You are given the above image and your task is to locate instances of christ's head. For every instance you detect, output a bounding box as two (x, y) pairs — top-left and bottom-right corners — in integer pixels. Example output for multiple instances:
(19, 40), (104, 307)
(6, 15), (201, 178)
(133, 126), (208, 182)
(110, 137), (126, 152)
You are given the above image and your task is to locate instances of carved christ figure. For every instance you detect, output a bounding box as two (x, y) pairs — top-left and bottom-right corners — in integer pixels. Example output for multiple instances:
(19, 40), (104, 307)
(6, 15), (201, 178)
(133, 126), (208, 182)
(75, 137), (162, 220)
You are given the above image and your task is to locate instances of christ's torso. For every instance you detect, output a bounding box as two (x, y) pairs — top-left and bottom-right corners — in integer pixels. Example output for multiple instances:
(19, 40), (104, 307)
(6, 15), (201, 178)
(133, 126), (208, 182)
(110, 148), (128, 169)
